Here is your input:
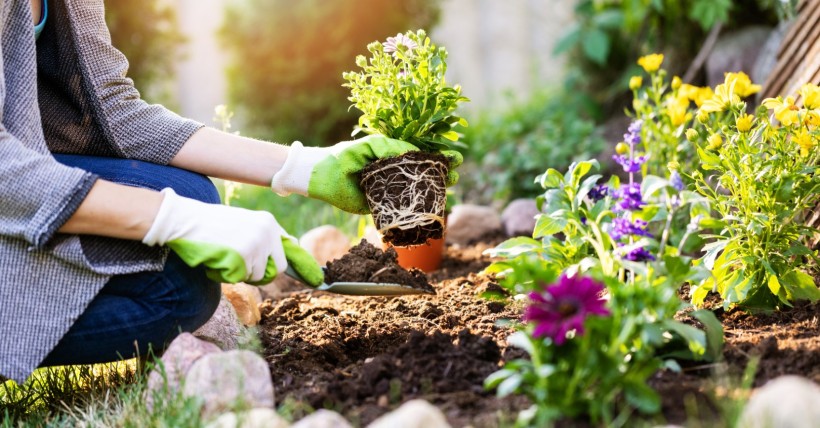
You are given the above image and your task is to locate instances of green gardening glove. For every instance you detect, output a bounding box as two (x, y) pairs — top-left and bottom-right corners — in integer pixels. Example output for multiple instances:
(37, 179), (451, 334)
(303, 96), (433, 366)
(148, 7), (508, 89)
(142, 188), (323, 286)
(270, 134), (462, 214)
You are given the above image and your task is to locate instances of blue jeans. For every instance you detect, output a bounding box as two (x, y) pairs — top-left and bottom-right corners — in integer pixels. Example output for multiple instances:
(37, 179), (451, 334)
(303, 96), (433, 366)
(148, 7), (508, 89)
(40, 155), (223, 366)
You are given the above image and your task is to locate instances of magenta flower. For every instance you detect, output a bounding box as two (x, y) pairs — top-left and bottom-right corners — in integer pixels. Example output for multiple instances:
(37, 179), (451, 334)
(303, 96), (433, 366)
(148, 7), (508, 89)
(523, 275), (610, 345)
(383, 33), (418, 57)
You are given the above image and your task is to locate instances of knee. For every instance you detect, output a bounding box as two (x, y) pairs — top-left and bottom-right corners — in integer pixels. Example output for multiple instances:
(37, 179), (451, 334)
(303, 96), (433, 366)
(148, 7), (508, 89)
(170, 171), (221, 205)
(158, 254), (222, 333)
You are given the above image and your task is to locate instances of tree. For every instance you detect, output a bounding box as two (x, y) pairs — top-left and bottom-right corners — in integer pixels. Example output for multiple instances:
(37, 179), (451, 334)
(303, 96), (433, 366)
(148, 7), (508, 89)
(105, 0), (186, 105)
(219, 0), (440, 146)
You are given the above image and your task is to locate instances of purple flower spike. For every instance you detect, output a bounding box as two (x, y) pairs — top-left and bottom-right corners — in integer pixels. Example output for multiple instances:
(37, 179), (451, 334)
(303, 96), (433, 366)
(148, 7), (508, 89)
(588, 184), (609, 202)
(613, 154), (647, 173)
(627, 120), (643, 135)
(523, 275), (610, 345)
(624, 120), (643, 145)
(613, 183), (645, 212)
(610, 217), (653, 241)
(621, 246), (656, 262)
(670, 171), (684, 192)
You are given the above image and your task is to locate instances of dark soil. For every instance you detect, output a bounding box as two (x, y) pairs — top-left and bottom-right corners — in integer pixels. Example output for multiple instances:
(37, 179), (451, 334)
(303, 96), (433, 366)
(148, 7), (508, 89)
(324, 241), (435, 294)
(259, 240), (820, 427)
(359, 151), (448, 246)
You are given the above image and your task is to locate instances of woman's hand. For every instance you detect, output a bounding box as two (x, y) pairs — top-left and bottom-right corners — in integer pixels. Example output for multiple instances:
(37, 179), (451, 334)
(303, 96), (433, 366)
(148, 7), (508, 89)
(271, 135), (463, 214)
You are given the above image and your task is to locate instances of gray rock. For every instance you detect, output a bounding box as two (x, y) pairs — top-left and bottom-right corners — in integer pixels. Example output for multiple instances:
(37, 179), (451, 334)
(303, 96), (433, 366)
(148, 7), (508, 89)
(184, 350), (275, 418)
(501, 198), (540, 237)
(292, 409), (352, 428)
(206, 408), (290, 428)
(299, 225), (351, 265)
(445, 204), (502, 245)
(366, 399), (451, 428)
(194, 294), (242, 350)
(738, 376), (820, 428)
(145, 332), (221, 409)
(706, 26), (774, 89)
(751, 21), (791, 96)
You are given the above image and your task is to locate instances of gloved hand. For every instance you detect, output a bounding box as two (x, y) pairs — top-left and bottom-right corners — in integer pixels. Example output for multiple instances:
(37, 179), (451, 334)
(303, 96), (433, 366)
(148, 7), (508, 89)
(271, 134), (463, 214)
(142, 188), (322, 286)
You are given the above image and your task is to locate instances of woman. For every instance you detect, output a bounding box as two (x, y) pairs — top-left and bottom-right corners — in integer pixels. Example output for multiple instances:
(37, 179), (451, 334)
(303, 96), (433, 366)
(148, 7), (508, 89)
(0, 0), (460, 383)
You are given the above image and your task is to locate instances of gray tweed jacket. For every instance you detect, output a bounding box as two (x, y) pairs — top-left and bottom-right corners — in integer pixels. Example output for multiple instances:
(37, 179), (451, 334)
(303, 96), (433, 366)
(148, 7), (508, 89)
(0, 0), (203, 382)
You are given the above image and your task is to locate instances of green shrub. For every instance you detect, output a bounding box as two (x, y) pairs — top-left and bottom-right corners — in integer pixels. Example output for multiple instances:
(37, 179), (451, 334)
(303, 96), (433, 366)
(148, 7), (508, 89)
(218, 0), (440, 147)
(459, 88), (604, 204)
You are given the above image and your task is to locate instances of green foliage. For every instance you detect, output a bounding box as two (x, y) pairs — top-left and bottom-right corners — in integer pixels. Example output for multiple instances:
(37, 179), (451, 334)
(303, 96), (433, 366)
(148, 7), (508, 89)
(556, 0), (784, 114)
(460, 88), (604, 204)
(485, 159), (722, 424)
(219, 0), (440, 147)
(343, 30), (469, 152)
(105, 0), (186, 105)
(686, 84), (820, 310)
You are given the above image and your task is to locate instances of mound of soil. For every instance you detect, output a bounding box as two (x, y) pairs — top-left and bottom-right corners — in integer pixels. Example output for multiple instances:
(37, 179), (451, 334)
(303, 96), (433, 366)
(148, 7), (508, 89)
(324, 241), (435, 294)
(260, 239), (820, 426)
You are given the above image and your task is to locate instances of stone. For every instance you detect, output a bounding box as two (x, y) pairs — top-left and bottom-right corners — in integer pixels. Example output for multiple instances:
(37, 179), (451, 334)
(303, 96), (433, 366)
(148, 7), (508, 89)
(751, 21), (791, 100)
(501, 198), (540, 237)
(222, 283), (263, 326)
(193, 295), (242, 350)
(299, 225), (351, 266)
(366, 399), (451, 428)
(206, 408), (290, 428)
(706, 26), (774, 89)
(292, 409), (352, 428)
(445, 204), (502, 245)
(738, 375), (820, 428)
(184, 350), (275, 418)
(144, 333), (221, 409)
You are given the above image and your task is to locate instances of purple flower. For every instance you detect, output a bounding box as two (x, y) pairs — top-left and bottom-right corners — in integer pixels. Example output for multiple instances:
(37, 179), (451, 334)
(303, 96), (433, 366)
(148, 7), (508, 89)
(383, 33), (417, 57)
(670, 171), (684, 192)
(613, 154), (647, 173)
(610, 217), (653, 241)
(613, 183), (645, 212)
(621, 246), (656, 262)
(624, 120), (643, 145)
(588, 184), (609, 202)
(523, 275), (610, 345)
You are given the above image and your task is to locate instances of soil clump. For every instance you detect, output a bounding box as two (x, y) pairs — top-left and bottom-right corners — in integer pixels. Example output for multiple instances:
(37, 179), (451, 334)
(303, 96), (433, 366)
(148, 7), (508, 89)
(324, 241), (435, 294)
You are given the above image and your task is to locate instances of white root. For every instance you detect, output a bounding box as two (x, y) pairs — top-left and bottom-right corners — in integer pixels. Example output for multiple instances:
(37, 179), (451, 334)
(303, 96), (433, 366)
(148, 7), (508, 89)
(361, 158), (447, 236)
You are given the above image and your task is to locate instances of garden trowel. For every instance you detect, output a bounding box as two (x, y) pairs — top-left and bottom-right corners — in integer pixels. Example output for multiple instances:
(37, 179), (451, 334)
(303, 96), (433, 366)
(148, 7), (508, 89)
(284, 266), (435, 296)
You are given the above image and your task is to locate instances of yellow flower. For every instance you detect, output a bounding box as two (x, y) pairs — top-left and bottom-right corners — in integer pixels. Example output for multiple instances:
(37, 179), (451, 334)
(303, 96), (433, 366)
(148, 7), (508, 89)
(706, 134), (723, 151)
(806, 110), (820, 128)
(629, 76), (643, 91)
(735, 113), (754, 133)
(762, 96), (800, 127)
(671, 76), (682, 90)
(724, 72), (761, 98)
(637, 53), (664, 73)
(794, 130), (816, 157)
(685, 128), (699, 141)
(699, 83), (741, 114)
(800, 83), (820, 110)
(667, 97), (691, 127)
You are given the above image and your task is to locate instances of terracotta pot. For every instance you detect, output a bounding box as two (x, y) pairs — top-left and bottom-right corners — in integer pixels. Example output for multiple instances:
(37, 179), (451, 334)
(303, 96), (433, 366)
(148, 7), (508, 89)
(385, 236), (445, 273)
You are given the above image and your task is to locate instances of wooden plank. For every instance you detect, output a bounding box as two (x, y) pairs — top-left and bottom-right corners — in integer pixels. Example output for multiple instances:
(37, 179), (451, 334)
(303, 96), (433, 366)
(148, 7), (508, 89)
(762, 2), (820, 98)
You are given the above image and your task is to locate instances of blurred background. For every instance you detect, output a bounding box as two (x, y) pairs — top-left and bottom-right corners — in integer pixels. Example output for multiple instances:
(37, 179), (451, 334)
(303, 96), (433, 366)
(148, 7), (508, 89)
(107, 0), (796, 236)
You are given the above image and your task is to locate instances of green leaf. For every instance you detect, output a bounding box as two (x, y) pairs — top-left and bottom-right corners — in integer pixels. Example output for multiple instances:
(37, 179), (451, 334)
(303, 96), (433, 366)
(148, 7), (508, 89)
(591, 10), (624, 29)
(552, 25), (581, 55)
(767, 274), (781, 296)
(697, 146), (721, 170)
(642, 175), (672, 198)
(663, 320), (706, 357)
(780, 270), (820, 302)
(568, 159), (599, 188)
(484, 368), (515, 390)
(440, 130), (459, 141)
(485, 237), (542, 258)
(691, 309), (725, 361)
(581, 28), (610, 65)
(576, 174), (603, 206)
(507, 331), (536, 355)
(537, 169), (564, 189)
(497, 374), (523, 397)
(625, 382), (661, 414)
(533, 212), (568, 238)
(663, 255), (689, 279)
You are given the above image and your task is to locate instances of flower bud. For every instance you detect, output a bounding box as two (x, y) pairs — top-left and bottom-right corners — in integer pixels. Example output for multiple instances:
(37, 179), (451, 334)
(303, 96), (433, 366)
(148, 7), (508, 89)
(706, 134), (723, 151)
(355, 55), (367, 68)
(667, 161), (680, 171)
(671, 76), (682, 90)
(696, 109), (710, 123)
(629, 76), (643, 91)
(615, 142), (629, 155)
(735, 113), (754, 133)
(685, 128), (699, 142)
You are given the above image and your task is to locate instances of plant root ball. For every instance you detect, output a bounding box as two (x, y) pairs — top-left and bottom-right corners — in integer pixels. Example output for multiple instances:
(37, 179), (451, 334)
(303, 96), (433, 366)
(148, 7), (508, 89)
(360, 151), (448, 246)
